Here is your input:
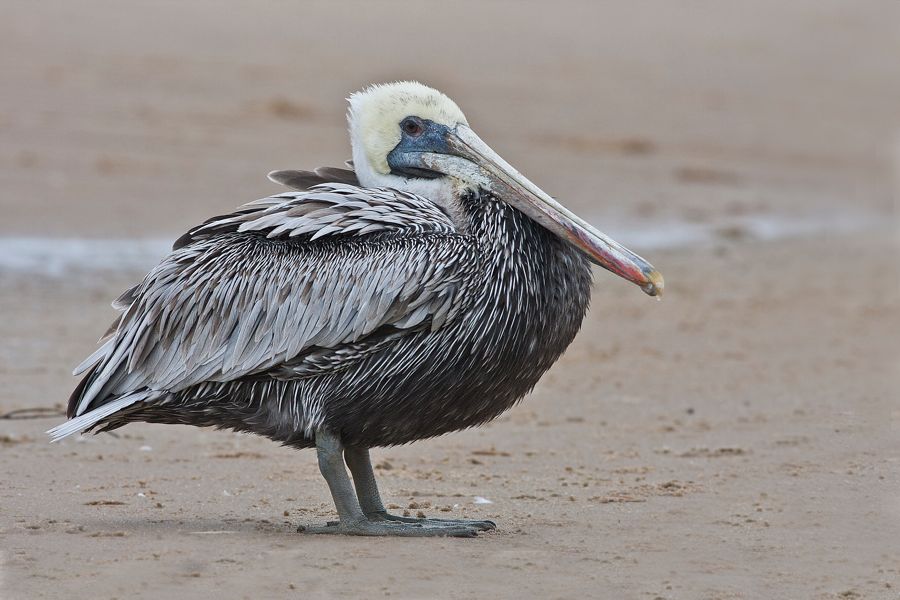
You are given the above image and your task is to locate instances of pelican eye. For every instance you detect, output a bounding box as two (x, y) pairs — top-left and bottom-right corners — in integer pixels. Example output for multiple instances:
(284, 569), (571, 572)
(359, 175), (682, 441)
(400, 117), (424, 137)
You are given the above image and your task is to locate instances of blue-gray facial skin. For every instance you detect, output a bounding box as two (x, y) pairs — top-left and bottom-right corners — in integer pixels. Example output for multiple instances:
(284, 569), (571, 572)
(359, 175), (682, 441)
(386, 118), (453, 179)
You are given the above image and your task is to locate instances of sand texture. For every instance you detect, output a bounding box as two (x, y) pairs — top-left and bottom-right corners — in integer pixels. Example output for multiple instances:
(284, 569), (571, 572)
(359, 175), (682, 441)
(1, 2), (898, 598)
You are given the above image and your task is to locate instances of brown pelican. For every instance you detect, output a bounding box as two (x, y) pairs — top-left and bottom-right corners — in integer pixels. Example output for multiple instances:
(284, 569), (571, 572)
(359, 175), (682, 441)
(50, 82), (663, 537)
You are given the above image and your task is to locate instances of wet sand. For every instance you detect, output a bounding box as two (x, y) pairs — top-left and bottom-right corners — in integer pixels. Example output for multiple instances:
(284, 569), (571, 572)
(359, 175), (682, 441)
(1, 2), (899, 599)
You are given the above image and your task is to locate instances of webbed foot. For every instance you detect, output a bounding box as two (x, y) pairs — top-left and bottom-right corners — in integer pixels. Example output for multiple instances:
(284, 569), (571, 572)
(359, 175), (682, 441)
(368, 510), (496, 531)
(298, 517), (481, 537)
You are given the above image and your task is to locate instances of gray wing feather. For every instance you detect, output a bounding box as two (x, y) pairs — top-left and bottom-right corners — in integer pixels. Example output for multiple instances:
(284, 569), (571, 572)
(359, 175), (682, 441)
(267, 166), (359, 191)
(174, 183), (454, 249)
(70, 184), (473, 418)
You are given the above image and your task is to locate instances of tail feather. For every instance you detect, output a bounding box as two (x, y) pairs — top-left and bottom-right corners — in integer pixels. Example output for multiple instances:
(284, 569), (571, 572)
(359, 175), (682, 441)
(48, 392), (151, 442)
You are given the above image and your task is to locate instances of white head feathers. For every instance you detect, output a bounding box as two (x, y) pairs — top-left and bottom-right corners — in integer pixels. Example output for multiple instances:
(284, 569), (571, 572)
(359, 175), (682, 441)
(348, 82), (468, 177)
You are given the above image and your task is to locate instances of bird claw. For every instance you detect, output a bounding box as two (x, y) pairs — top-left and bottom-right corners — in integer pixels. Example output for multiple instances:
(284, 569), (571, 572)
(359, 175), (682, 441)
(298, 517), (484, 537)
(368, 511), (496, 531)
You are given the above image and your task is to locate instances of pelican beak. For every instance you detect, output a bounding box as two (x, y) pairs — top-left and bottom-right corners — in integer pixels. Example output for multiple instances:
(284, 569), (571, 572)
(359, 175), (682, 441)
(422, 125), (664, 297)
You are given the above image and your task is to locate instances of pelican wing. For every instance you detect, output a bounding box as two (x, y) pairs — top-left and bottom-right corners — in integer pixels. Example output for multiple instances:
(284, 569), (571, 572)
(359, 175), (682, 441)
(266, 166), (359, 191)
(66, 184), (475, 421)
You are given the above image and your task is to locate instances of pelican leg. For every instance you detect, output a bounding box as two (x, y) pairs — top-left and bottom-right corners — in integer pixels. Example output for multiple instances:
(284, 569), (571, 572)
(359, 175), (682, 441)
(343, 446), (496, 532)
(298, 430), (480, 537)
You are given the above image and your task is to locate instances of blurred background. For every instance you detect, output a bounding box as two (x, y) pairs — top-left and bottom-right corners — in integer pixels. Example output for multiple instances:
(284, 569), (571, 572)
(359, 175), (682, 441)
(2, 1), (897, 246)
(1, 2), (898, 599)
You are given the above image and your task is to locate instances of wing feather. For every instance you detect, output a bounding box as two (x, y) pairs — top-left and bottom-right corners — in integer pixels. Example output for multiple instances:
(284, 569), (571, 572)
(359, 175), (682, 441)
(67, 184), (475, 421)
(267, 166), (359, 191)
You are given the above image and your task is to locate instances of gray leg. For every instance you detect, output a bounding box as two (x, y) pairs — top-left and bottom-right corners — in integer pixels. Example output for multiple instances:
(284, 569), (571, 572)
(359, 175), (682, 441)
(342, 445), (386, 515)
(344, 446), (496, 532)
(311, 429), (366, 524)
(298, 431), (482, 537)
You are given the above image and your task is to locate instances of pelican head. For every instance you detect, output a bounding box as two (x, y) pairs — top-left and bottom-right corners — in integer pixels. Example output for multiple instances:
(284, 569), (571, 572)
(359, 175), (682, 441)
(347, 81), (663, 297)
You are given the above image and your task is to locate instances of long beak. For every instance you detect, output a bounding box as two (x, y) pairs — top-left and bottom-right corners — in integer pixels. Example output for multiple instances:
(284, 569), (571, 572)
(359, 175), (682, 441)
(423, 125), (664, 297)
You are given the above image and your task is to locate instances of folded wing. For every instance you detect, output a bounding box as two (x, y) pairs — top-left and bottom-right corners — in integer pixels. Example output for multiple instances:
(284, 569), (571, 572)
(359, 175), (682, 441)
(66, 183), (476, 424)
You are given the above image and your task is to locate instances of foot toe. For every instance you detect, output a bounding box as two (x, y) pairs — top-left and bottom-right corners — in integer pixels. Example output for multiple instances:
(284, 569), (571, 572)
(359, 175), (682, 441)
(298, 518), (482, 537)
(371, 512), (496, 531)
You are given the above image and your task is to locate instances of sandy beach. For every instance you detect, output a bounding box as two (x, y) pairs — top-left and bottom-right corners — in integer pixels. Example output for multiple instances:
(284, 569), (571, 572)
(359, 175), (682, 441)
(1, 2), (898, 598)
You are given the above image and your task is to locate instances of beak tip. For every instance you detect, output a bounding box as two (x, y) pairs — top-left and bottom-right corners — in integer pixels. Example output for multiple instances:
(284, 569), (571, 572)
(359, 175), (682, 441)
(642, 270), (665, 298)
